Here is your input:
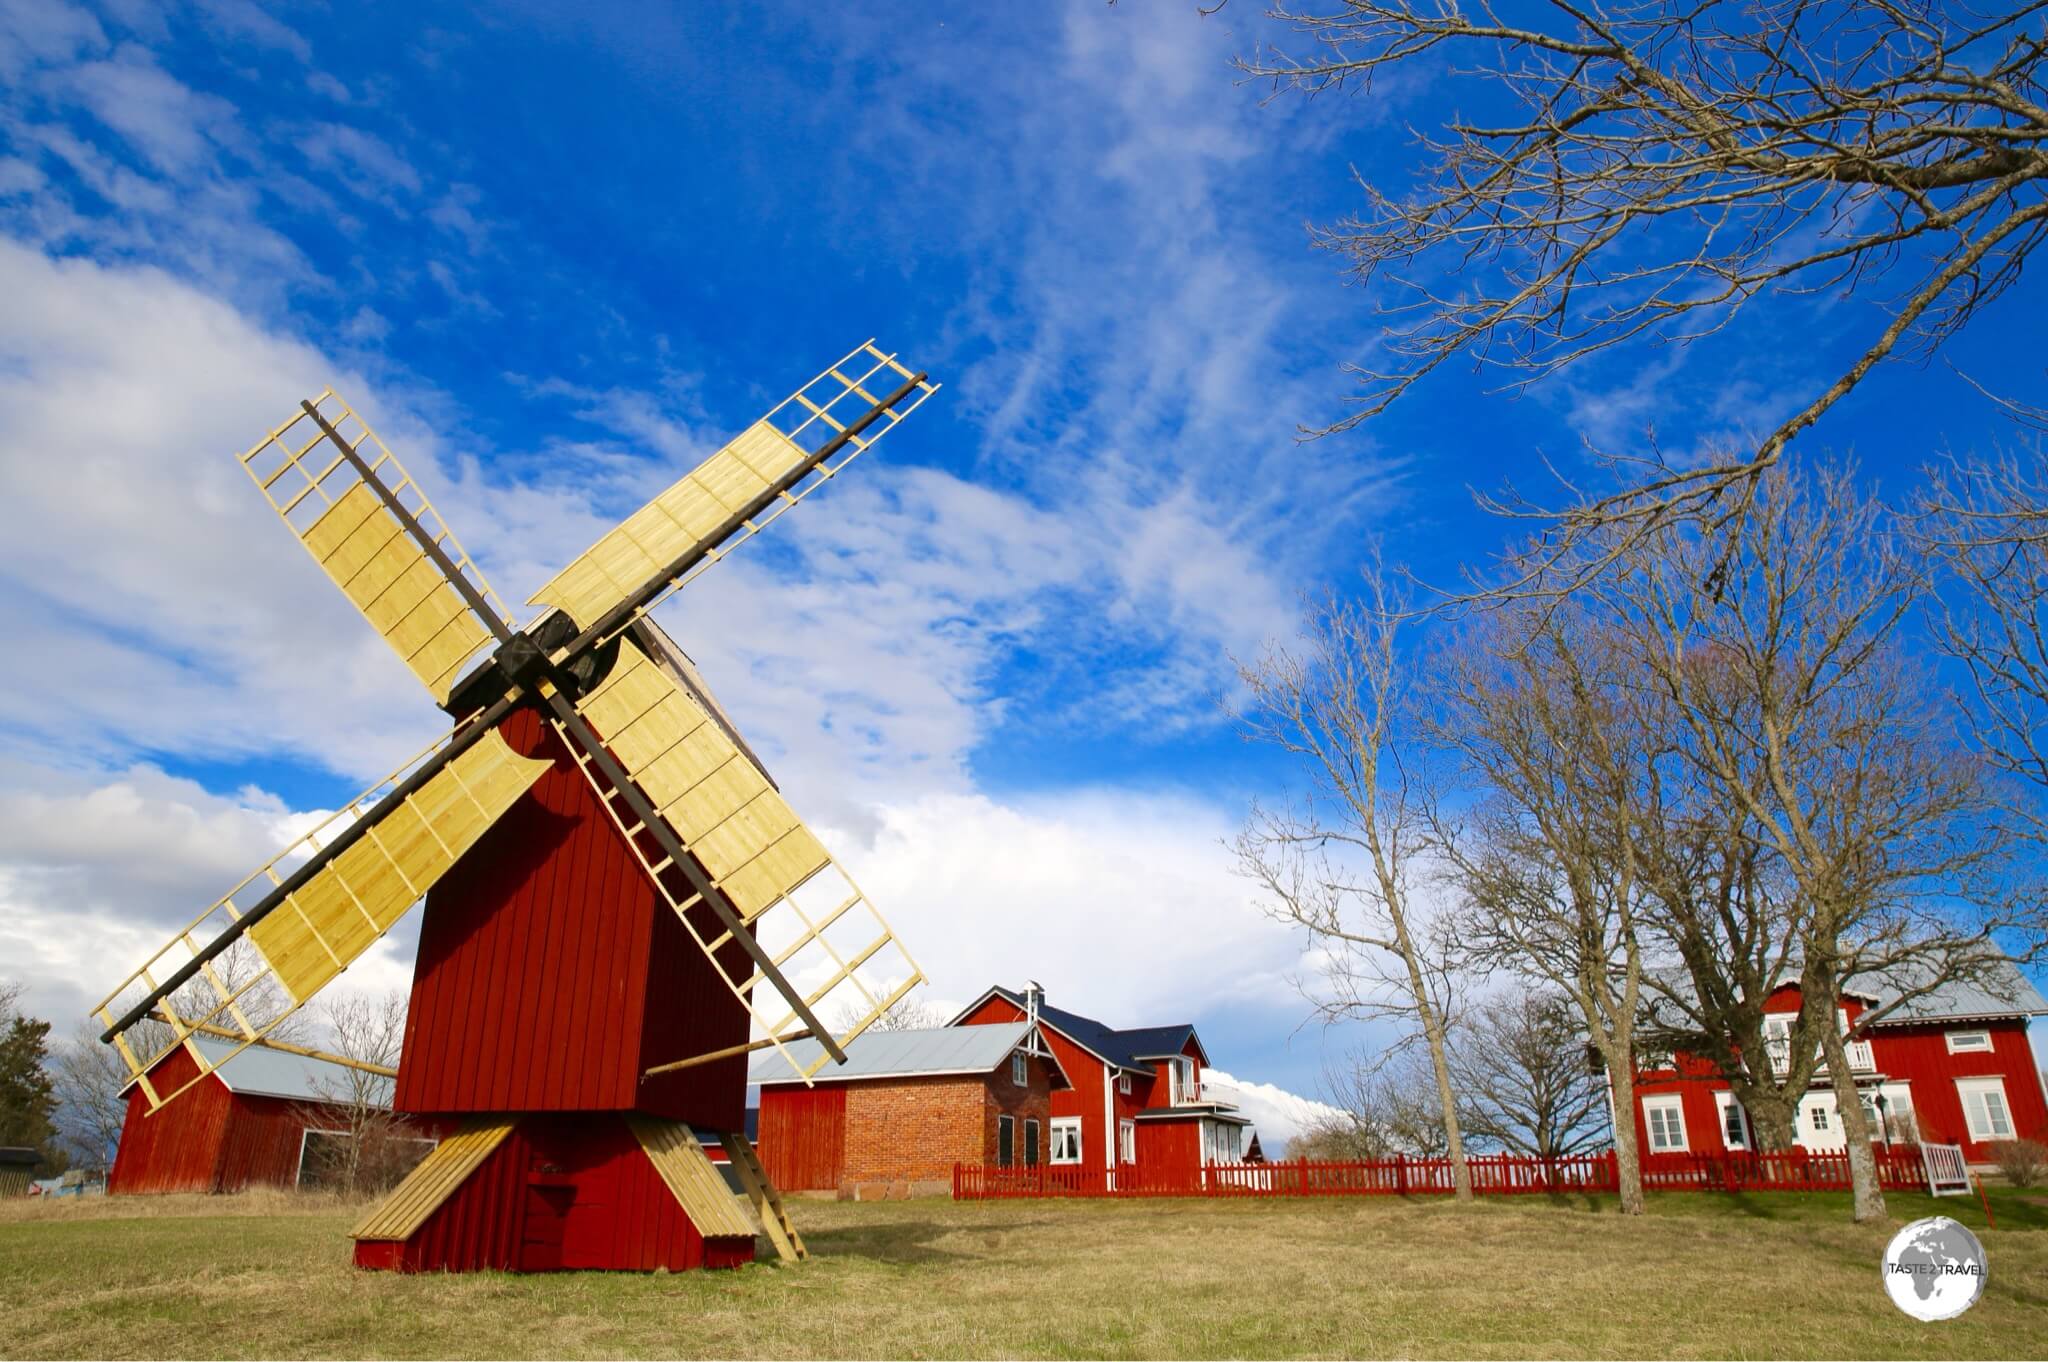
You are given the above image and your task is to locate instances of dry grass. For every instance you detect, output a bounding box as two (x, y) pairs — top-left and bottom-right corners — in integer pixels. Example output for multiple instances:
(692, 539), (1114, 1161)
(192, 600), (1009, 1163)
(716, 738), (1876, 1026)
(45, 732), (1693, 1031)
(1, 1189), (2042, 1359)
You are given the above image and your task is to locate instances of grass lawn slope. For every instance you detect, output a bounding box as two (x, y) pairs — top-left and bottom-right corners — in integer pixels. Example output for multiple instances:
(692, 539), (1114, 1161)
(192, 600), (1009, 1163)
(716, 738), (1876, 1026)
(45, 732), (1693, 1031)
(2, 1189), (2041, 1359)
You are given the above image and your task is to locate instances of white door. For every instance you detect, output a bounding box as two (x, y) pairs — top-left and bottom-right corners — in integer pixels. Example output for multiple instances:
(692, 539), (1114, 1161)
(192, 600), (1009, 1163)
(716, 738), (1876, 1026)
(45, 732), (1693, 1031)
(1797, 1093), (1844, 1151)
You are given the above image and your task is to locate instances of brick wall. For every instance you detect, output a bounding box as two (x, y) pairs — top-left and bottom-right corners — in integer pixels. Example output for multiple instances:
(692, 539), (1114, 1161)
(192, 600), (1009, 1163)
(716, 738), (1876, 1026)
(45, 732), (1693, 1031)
(837, 1054), (1056, 1193)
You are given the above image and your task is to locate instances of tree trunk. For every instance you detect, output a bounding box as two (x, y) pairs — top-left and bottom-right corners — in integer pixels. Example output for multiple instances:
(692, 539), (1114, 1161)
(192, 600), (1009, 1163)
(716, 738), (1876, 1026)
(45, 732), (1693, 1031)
(1607, 1062), (1645, 1215)
(1417, 998), (1473, 1201)
(1819, 1026), (1886, 1222)
(1730, 1084), (1800, 1151)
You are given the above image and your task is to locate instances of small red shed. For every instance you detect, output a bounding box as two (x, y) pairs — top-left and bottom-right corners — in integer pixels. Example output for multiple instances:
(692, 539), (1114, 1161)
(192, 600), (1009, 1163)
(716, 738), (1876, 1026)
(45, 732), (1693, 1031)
(110, 1037), (437, 1195)
(751, 1021), (1067, 1197)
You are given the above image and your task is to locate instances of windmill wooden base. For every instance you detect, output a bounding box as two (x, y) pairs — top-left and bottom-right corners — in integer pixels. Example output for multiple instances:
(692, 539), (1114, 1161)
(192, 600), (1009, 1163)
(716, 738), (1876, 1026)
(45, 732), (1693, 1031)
(352, 1114), (756, 1273)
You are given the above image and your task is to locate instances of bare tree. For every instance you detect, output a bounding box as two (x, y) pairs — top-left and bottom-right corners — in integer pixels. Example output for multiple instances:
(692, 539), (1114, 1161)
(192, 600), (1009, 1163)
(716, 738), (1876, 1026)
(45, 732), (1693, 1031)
(51, 1023), (131, 1173)
(1449, 991), (1611, 1159)
(1586, 462), (2031, 1221)
(1320, 1045), (1454, 1157)
(1916, 427), (2048, 823)
(1430, 604), (1653, 1208)
(295, 991), (418, 1196)
(831, 996), (947, 1034)
(1233, 575), (1474, 1197)
(1238, 1), (2048, 588)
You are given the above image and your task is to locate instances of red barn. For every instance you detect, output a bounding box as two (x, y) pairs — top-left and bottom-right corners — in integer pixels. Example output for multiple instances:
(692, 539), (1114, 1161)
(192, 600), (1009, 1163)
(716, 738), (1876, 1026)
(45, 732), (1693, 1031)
(952, 985), (1249, 1187)
(110, 1037), (437, 1195)
(1628, 965), (2048, 1171)
(751, 1022), (1067, 1197)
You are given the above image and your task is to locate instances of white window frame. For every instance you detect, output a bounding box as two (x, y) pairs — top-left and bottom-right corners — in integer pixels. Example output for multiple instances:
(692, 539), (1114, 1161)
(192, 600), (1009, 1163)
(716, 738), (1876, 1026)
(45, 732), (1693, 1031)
(1049, 1117), (1083, 1165)
(1118, 1118), (1137, 1165)
(1117, 1072), (1132, 1095)
(1011, 1052), (1028, 1086)
(1024, 1117), (1040, 1167)
(1642, 1095), (1687, 1153)
(1714, 1092), (1750, 1150)
(1956, 1076), (2016, 1141)
(997, 1114), (1015, 1167)
(1808, 1103), (1830, 1132)
(1945, 1029), (1993, 1055)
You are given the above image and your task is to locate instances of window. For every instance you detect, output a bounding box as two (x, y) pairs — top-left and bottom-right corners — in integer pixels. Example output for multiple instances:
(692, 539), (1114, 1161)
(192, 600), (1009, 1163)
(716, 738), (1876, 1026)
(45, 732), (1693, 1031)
(1946, 1029), (1993, 1055)
(1118, 1119), (1137, 1165)
(1012, 1053), (1028, 1086)
(1957, 1077), (2015, 1141)
(1643, 1095), (1687, 1153)
(1024, 1118), (1040, 1167)
(997, 1115), (1014, 1167)
(1809, 1104), (1830, 1132)
(1117, 1072), (1132, 1095)
(1050, 1117), (1082, 1165)
(1715, 1093), (1750, 1150)
(1211, 1122), (1239, 1164)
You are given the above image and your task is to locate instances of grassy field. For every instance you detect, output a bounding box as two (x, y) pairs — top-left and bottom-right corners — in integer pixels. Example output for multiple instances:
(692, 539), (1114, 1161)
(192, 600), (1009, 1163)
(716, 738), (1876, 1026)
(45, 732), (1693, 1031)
(2, 1187), (2043, 1359)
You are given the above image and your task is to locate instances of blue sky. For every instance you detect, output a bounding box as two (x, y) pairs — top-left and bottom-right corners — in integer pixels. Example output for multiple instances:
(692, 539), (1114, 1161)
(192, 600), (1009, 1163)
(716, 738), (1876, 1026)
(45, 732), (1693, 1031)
(2, 1), (2043, 1128)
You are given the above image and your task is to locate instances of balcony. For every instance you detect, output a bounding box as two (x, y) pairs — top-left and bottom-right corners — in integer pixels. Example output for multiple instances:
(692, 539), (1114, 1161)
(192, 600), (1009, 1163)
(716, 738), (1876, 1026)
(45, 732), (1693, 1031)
(1764, 1036), (1876, 1077)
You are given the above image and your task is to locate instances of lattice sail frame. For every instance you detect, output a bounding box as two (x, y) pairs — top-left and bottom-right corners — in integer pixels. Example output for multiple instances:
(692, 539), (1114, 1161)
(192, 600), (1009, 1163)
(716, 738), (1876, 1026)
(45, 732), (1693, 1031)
(557, 635), (924, 1084)
(90, 724), (549, 1111)
(241, 392), (514, 705)
(529, 341), (938, 639)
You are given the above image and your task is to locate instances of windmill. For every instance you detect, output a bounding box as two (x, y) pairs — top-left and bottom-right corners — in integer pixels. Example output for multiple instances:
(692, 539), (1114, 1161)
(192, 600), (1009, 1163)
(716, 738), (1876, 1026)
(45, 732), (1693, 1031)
(91, 341), (938, 1272)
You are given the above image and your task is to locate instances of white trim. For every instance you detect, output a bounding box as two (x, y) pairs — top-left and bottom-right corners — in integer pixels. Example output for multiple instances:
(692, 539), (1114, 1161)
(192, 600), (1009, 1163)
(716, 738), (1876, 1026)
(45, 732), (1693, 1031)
(1011, 1052), (1028, 1086)
(1944, 1029), (1993, 1054)
(1642, 1094), (1687, 1153)
(1956, 1076), (2016, 1141)
(1118, 1118), (1137, 1165)
(1713, 1092), (1750, 1150)
(1023, 1116), (1040, 1167)
(1102, 1061), (1115, 1178)
(1049, 1116), (1082, 1165)
(997, 1113), (1016, 1167)
(1117, 1072), (1132, 1095)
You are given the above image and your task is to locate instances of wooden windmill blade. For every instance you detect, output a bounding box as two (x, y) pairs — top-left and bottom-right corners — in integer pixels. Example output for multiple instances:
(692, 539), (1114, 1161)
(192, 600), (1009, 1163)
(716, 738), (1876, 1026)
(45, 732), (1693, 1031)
(241, 392), (515, 705)
(92, 722), (551, 1111)
(561, 624), (924, 1082)
(527, 341), (939, 635)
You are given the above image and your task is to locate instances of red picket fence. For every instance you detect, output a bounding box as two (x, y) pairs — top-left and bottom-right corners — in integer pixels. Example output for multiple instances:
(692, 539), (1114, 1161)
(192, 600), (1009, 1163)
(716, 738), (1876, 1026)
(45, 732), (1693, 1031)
(954, 1148), (1929, 1200)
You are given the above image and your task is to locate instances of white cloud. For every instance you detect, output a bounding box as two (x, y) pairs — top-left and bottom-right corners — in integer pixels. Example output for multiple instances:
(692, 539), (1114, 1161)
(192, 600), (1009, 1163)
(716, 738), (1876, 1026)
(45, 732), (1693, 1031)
(1202, 1068), (1348, 1156)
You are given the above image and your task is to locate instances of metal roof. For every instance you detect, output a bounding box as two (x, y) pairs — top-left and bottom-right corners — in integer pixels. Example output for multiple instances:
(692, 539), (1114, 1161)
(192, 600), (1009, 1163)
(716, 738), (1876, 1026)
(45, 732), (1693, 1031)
(1646, 958), (2048, 1024)
(749, 1021), (1037, 1085)
(183, 1037), (393, 1106)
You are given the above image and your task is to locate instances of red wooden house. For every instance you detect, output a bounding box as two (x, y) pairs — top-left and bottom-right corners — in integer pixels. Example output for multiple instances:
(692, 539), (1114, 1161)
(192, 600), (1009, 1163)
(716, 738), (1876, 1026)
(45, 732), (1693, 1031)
(750, 1021), (1067, 1197)
(952, 985), (1249, 1186)
(110, 1037), (438, 1195)
(1628, 966), (2048, 1171)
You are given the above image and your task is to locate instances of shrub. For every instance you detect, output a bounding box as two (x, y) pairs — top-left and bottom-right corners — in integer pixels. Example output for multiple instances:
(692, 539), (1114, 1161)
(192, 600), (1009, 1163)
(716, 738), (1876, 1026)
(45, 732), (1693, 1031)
(1988, 1138), (2047, 1188)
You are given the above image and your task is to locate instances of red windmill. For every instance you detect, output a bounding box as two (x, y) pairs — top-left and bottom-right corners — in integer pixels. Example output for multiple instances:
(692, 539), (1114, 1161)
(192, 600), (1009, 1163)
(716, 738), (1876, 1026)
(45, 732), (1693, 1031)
(92, 342), (938, 1272)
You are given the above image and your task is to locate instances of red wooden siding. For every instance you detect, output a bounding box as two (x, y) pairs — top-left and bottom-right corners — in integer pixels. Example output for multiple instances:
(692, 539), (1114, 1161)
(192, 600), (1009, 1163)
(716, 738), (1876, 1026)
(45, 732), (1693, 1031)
(354, 1115), (753, 1273)
(1630, 982), (2047, 1165)
(109, 1047), (230, 1194)
(396, 710), (748, 1129)
(957, 995), (1122, 1172)
(1131, 1119), (1202, 1181)
(758, 1086), (847, 1191)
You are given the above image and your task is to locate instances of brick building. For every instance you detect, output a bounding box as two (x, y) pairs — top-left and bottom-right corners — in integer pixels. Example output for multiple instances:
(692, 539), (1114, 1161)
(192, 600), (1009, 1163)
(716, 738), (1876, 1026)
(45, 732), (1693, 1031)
(751, 1021), (1067, 1198)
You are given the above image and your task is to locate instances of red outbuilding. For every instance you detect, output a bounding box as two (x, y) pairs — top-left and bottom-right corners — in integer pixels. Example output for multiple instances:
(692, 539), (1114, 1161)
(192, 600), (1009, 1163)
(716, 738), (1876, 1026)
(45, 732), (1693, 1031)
(751, 1020), (1067, 1197)
(952, 985), (1250, 1188)
(110, 1037), (438, 1195)
(1628, 965), (2048, 1171)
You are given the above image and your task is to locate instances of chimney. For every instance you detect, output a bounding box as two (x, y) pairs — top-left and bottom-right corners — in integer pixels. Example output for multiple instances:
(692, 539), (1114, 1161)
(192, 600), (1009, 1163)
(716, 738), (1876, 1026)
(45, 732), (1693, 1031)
(1023, 980), (1044, 1030)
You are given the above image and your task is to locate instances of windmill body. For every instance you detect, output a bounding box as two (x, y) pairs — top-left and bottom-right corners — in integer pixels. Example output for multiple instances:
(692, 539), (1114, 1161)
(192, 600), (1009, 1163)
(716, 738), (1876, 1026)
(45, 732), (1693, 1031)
(92, 343), (938, 1273)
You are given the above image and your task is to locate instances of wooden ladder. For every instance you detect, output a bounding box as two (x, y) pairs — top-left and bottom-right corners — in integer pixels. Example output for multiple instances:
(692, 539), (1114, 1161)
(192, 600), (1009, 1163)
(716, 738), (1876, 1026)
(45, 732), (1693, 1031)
(720, 1132), (807, 1263)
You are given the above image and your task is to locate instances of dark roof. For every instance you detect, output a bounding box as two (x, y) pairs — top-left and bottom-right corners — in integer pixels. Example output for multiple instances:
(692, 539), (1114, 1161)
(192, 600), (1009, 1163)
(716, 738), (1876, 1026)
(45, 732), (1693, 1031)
(0, 1147), (38, 1168)
(965, 987), (1207, 1072)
